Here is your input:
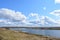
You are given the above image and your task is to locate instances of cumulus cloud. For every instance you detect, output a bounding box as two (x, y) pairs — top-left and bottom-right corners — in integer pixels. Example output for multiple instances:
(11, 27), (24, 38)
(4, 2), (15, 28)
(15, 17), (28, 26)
(28, 13), (40, 21)
(39, 16), (58, 26)
(0, 8), (26, 22)
(50, 10), (60, 16)
(0, 8), (28, 26)
(0, 8), (60, 27)
(0, 19), (15, 26)
(55, 0), (60, 4)
(27, 13), (59, 26)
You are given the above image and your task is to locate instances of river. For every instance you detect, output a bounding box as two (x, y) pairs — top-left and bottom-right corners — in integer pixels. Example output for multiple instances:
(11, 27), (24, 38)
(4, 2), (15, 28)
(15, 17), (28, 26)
(10, 28), (60, 38)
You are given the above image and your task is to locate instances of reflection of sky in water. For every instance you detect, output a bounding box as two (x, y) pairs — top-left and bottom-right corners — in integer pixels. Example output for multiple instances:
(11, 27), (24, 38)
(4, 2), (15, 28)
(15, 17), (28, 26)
(45, 30), (60, 38)
(10, 28), (60, 38)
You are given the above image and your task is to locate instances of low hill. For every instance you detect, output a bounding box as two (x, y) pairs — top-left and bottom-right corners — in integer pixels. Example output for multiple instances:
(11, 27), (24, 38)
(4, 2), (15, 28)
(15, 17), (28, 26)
(0, 28), (60, 40)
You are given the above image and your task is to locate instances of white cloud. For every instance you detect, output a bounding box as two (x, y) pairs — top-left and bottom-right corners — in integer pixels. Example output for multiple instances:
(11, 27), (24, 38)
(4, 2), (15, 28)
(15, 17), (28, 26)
(0, 19), (14, 26)
(0, 8), (26, 22)
(40, 16), (58, 26)
(26, 13), (40, 26)
(29, 13), (39, 16)
(0, 8), (28, 26)
(50, 10), (60, 16)
(0, 8), (60, 27)
(28, 13), (40, 21)
(55, 0), (60, 4)
(28, 13), (59, 26)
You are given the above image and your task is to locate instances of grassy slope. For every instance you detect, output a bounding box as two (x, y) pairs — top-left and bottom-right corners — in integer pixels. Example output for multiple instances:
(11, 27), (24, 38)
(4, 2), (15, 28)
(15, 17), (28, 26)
(0, 28), (60, 40)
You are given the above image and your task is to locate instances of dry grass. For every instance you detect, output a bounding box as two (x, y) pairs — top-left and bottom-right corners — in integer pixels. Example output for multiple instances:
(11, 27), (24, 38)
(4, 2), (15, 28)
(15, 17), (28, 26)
(0, 28), (60, 40)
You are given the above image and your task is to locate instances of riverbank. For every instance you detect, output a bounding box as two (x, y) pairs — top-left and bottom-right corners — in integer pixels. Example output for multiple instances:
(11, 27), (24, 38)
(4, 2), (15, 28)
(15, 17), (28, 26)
(0, 28), (60, 40)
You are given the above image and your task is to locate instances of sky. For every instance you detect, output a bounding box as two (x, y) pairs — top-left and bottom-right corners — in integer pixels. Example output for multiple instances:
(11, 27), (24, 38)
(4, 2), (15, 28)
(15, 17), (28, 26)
(0, 0), (60, 27)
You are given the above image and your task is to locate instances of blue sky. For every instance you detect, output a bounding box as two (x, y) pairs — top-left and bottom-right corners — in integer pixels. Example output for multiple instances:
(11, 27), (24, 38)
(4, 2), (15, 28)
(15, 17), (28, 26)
(0, 0), (55, 15)
(0, 0), (60, 27)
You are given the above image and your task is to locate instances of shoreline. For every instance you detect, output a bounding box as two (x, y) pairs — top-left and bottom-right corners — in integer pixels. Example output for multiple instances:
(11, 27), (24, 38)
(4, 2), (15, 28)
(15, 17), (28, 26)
(12, 29), (60, 40)
(0, 28), (60, 40)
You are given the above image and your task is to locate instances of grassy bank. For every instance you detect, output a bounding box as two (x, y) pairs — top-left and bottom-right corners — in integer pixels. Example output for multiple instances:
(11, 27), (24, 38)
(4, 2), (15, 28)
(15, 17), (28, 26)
(0, 28), (60, 40)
